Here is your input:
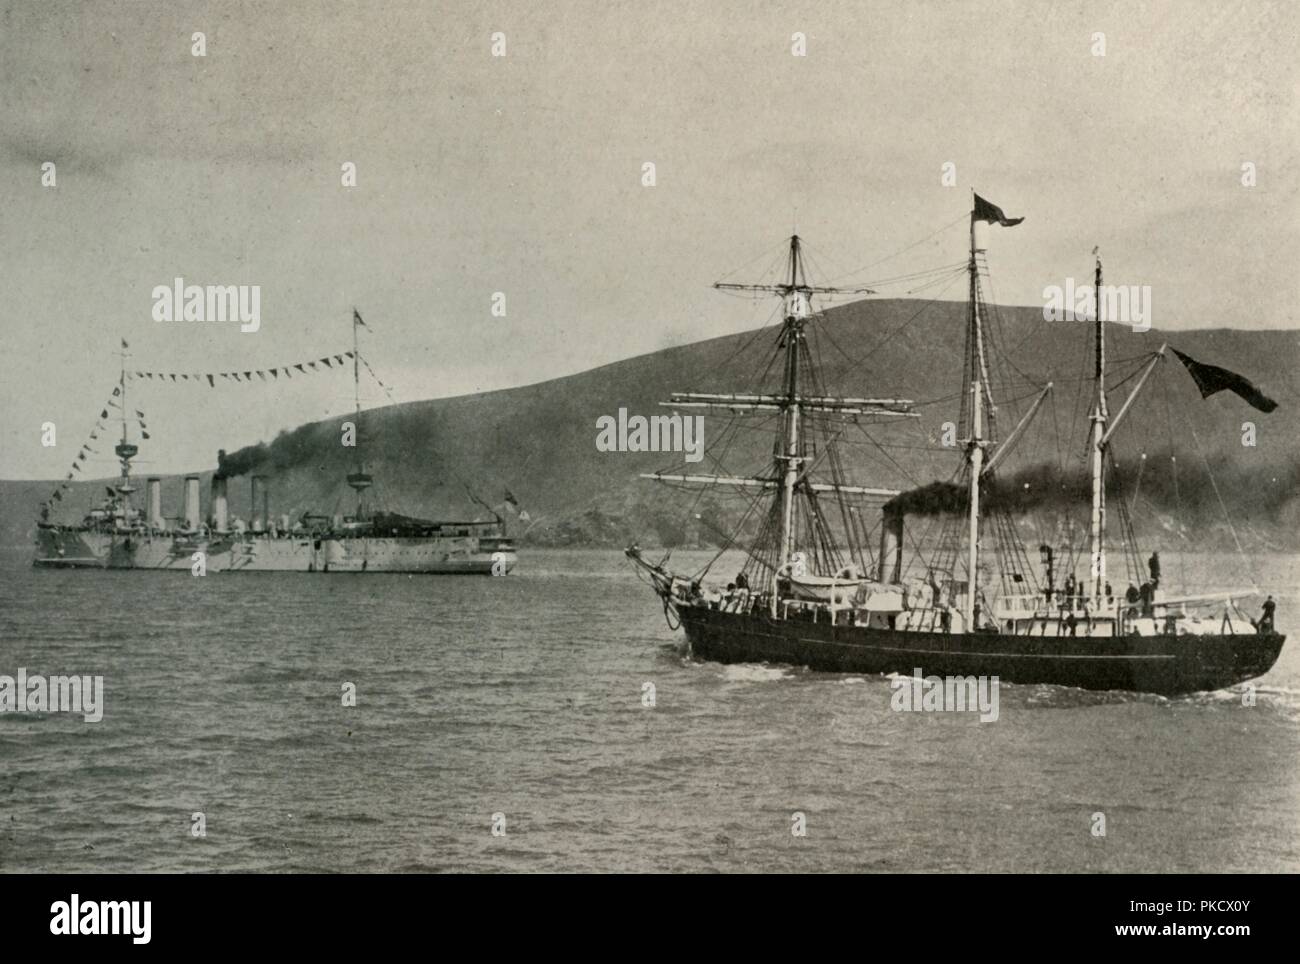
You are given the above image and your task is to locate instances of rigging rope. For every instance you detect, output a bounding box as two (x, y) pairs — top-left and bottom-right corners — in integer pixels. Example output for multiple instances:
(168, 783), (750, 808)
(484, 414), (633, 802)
(1189, 422), (1259, 594)
(823, 214), (969, 285)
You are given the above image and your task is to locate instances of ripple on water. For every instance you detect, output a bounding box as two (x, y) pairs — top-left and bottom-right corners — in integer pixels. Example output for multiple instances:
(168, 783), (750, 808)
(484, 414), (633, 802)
(1, 547), (1297, 872)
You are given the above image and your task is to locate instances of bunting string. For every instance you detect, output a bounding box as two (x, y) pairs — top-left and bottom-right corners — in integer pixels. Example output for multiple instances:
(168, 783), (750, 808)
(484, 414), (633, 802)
(127, 352), (354, 386)
(42, 387), (144, 512)
(43, 344), (365, 513)
(359, 354), (396, 401)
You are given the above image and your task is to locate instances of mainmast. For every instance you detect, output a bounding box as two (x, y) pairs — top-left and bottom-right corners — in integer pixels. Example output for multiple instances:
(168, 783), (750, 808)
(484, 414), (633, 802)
(1089, 251), (1108, 600)
(346, 309), (373, 517)
(957, 193), (1025, 629)
(963, 214), (989, 630)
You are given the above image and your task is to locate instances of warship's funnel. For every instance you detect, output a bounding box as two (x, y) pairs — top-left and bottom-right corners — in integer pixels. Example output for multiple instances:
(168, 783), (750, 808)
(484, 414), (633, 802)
(184, 476), (201, 530)
(211, 476), (229, 532)
(250, 476), (267, 531)
(147, 477), (163, 529)
(877, 509), (904, 583)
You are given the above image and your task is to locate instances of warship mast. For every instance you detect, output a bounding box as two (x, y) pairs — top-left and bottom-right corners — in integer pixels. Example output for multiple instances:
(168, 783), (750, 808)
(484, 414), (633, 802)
(346, 310), (373, 518)
(113, 339), (138, 522)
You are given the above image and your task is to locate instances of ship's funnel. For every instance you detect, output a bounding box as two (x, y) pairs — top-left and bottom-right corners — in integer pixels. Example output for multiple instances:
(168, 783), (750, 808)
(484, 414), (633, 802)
(211, 476), (229, 532)
(184, 476), (201, 530)
(250, 476), (267, 532)
(147, 477), (163, 529)
(877, 509), (904, 583)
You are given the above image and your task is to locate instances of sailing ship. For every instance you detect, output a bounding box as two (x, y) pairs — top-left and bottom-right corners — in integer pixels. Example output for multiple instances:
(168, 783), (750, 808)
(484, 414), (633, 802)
(34, 312), (517, 574)
(627, 196), (1285, 695)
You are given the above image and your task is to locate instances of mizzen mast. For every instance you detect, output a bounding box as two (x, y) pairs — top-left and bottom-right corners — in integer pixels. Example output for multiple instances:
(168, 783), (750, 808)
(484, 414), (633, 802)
(1089, 251), (1108, 602)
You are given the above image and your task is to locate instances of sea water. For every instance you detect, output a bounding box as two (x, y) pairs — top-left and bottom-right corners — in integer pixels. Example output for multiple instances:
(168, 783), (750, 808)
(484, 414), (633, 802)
(1, 548), (1296, 872)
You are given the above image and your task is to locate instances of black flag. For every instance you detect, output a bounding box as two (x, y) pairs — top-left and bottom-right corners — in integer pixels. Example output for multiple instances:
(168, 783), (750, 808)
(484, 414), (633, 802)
(1172, 349), (1277, 413)
(972, 193), (1024, 227)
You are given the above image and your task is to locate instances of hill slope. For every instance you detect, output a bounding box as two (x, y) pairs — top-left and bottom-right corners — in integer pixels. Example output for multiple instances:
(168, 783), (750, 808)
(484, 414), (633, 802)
(6, 298), (1299, 551)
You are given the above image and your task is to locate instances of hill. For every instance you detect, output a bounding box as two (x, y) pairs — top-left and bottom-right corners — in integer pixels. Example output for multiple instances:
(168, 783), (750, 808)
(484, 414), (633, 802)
(5, 298), (1299, 552)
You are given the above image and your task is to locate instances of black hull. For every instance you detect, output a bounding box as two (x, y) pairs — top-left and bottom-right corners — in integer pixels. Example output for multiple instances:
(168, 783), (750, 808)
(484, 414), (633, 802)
(678, 606), (1285, 695)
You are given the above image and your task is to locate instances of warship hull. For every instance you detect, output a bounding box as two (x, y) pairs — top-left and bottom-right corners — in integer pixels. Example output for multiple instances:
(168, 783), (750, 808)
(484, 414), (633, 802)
(34, 526), (516, 574)
(678, 605), (1285, 696)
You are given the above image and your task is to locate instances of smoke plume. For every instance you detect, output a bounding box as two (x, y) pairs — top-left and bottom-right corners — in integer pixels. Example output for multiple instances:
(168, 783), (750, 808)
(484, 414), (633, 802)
(216, 444), (271, 479)
(883, 451), (1300, 520)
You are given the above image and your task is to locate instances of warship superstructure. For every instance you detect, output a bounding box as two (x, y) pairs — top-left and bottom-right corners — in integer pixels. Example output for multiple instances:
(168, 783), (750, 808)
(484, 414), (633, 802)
(35, 313), (517, 575)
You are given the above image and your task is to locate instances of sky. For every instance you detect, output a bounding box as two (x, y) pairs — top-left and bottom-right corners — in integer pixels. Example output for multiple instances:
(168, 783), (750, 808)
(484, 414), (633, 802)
(2, 0), (1297, 479)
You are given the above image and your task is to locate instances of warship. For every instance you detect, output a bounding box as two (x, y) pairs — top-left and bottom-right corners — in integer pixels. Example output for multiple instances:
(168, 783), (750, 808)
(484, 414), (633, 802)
(627, 195), (1285, 695)
(35, 312), (517, 574)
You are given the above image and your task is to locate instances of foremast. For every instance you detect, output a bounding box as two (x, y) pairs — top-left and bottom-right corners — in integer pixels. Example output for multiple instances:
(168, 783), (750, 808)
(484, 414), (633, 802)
(711, 236), (897, 574)
(643, 235), (916, 600)
(775, 236), (808, 568)
(113, 339), (139, 524)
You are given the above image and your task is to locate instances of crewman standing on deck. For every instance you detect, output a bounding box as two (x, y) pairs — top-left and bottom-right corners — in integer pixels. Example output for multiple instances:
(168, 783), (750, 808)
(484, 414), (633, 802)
(1259, 595), (1277, 633)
